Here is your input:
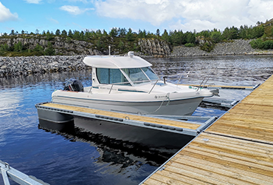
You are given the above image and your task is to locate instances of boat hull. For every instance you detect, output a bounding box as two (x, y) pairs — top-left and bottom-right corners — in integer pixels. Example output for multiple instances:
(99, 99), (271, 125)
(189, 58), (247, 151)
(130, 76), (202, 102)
(52, 96), (204, 116)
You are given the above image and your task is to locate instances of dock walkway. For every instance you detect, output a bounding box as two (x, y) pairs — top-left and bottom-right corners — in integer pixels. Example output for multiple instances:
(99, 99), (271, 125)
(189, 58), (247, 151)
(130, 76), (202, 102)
(37, 103), (215, 136)
(142, 76), (273, 184)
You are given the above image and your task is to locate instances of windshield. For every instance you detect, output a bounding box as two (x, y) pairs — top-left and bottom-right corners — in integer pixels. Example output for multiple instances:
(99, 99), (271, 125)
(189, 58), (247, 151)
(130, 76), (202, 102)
(122, 68), (149, 84)
(142, 67), (158, 81)
(122, 67), (158, 84)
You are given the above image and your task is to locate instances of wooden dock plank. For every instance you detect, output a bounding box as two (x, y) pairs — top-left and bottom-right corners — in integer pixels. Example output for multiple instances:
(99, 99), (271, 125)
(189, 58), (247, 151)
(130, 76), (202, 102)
(42, 103), (201, 130)
(143, 178), (167, 185)
(206, 75), (273, 142)
(144, 75), (273, 185)
(164, 164), (230, 185)
(149, 173), (190, 185)
(145, 133), (273, 184)
(154, 170), (208, 185)
(171, 155), (270, 185)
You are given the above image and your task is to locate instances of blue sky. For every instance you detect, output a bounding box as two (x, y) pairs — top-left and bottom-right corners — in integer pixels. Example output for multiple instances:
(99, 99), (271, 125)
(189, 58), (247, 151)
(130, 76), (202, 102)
(1, 0), (273, 35)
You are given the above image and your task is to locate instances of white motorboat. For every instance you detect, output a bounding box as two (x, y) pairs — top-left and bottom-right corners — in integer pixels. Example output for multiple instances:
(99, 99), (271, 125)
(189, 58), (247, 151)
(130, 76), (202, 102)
(52, 52), (217, 116)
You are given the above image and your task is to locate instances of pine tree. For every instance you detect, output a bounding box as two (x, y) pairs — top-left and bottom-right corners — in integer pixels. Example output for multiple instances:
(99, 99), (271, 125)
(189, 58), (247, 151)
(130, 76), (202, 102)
(44, 42), (55, 55)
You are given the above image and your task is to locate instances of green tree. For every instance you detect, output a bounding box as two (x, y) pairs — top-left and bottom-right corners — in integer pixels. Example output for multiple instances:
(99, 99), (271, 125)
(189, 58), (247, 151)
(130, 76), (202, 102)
(118, 28), (127, 37)
(96, 29), (102, 37)
(161, 29), (169, 42)
(211, 31), (222, 43)
(185, 32), (195, 44)
(118, 40), (125, 50)
(14, 41), (23, 52)
(109, 28), (118, 37)
(61, 30), (67, 36)
(44, 42), (55, 55)
(126, 28), (134, 41)
(68, 30), (73, 38)
(229, 26), (239, 39)
(10, 30), (15, 35)
(33, 44), (44, 55)
(222, 27), (231, 40)
(46, 30), (54, 40)
(252, 25), (264, 38)
(156, 29), (160, 37)
(55, 29), (61, 36)
(73, 30), (80, 40)
(0, 44), (9, 51)
(102, 29), (108, 37)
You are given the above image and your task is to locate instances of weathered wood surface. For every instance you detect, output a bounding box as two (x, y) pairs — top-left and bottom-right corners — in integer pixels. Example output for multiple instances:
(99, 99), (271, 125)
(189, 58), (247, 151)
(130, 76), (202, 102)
(42, 103), (201, 130)
(207, 75), (273, 143)
(144, 133), (273, 185)
(144, 76), (273, 184)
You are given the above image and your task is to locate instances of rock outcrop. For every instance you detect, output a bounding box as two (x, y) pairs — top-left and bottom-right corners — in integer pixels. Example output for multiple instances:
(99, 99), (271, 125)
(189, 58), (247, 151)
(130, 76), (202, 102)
(138, 38), (171, 57)
(0, 36), (102, 55)
(171, 39), (273, 57)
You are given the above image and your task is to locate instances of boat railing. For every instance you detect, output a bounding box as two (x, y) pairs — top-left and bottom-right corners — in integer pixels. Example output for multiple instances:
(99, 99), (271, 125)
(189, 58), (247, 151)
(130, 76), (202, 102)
(159, 72), (190, 84)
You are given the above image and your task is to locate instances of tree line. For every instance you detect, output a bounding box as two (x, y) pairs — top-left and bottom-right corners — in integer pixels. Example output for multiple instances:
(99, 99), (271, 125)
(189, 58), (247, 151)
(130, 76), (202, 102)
(0, 22), (272, 56)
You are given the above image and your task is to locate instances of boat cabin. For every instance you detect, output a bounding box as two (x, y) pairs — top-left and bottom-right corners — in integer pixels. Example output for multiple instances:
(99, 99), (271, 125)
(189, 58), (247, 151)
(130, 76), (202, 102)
(83, 52), (159, 87)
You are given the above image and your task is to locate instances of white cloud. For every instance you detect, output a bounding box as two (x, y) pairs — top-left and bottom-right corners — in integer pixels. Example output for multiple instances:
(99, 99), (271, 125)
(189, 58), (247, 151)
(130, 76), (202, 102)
(0, 2), (18, 22)
(60, 5), (94, 15)
(49, 17), (59, 24)
(25, 0), (42, 4)
(94, 0), (273, 31)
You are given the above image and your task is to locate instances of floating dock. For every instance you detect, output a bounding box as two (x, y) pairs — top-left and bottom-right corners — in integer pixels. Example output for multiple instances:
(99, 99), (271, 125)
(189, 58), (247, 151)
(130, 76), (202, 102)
(141, 76), (273, 184)
(36, 103), (216, 136)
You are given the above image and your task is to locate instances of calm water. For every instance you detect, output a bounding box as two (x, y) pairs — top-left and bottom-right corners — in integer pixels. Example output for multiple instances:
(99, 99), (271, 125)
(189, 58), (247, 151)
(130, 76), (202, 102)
(0, 55), (272, 185)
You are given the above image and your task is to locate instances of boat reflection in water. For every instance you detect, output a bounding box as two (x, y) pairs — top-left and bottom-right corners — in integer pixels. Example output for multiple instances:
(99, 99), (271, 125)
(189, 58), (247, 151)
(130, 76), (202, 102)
(38, 117), (194, 168)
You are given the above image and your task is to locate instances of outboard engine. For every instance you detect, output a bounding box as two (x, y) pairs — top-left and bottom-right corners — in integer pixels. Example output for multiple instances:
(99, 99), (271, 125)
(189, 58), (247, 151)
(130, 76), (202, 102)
(63, 78), (84, 92)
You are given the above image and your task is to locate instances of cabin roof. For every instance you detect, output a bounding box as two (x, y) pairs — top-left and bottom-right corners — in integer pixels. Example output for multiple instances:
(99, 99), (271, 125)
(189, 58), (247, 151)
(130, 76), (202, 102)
(83, 55), (152, 69)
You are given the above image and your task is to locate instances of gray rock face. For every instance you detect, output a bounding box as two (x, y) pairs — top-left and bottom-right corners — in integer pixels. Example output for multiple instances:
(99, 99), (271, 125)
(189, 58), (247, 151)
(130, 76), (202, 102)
(138, 38), (171, 57)
(0, 36), (101, 55)
(170, 39), (273, 57)
(0, 55), (91, 77)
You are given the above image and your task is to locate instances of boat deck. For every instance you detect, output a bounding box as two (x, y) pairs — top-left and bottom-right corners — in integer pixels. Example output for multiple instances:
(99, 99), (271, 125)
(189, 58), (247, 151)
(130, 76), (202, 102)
(38, 103), (216, 136)
(141, 76), (273, 184)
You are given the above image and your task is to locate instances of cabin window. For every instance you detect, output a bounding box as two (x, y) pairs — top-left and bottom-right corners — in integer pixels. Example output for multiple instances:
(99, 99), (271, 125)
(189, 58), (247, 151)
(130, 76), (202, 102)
(121, 68), (149, 84)
(142, 67), (158, 81)
(96, 68), (130, 85)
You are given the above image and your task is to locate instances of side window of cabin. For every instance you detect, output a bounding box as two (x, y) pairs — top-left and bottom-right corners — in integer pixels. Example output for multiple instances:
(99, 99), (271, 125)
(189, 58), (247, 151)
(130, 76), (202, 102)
(96, 68), (130, 85)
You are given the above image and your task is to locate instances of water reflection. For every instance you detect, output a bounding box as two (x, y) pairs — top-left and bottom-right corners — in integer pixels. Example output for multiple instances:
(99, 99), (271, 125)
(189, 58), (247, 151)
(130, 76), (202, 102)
(38, 119), (174, 172)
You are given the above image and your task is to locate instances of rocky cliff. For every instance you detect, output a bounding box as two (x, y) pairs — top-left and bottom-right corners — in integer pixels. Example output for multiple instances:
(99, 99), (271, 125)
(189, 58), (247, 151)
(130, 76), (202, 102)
(0, 36), (102, 55)
(0, 36), (171, 57)
(138, 38), (171, 57)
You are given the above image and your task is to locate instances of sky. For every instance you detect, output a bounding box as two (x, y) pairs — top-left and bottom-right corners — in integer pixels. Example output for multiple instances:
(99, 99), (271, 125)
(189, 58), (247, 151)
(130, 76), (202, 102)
(0, 0), (273, 35)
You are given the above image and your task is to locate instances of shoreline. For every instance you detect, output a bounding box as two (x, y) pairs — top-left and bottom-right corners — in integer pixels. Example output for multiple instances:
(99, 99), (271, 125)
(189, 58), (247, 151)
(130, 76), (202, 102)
(1, 49), (273, 78)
